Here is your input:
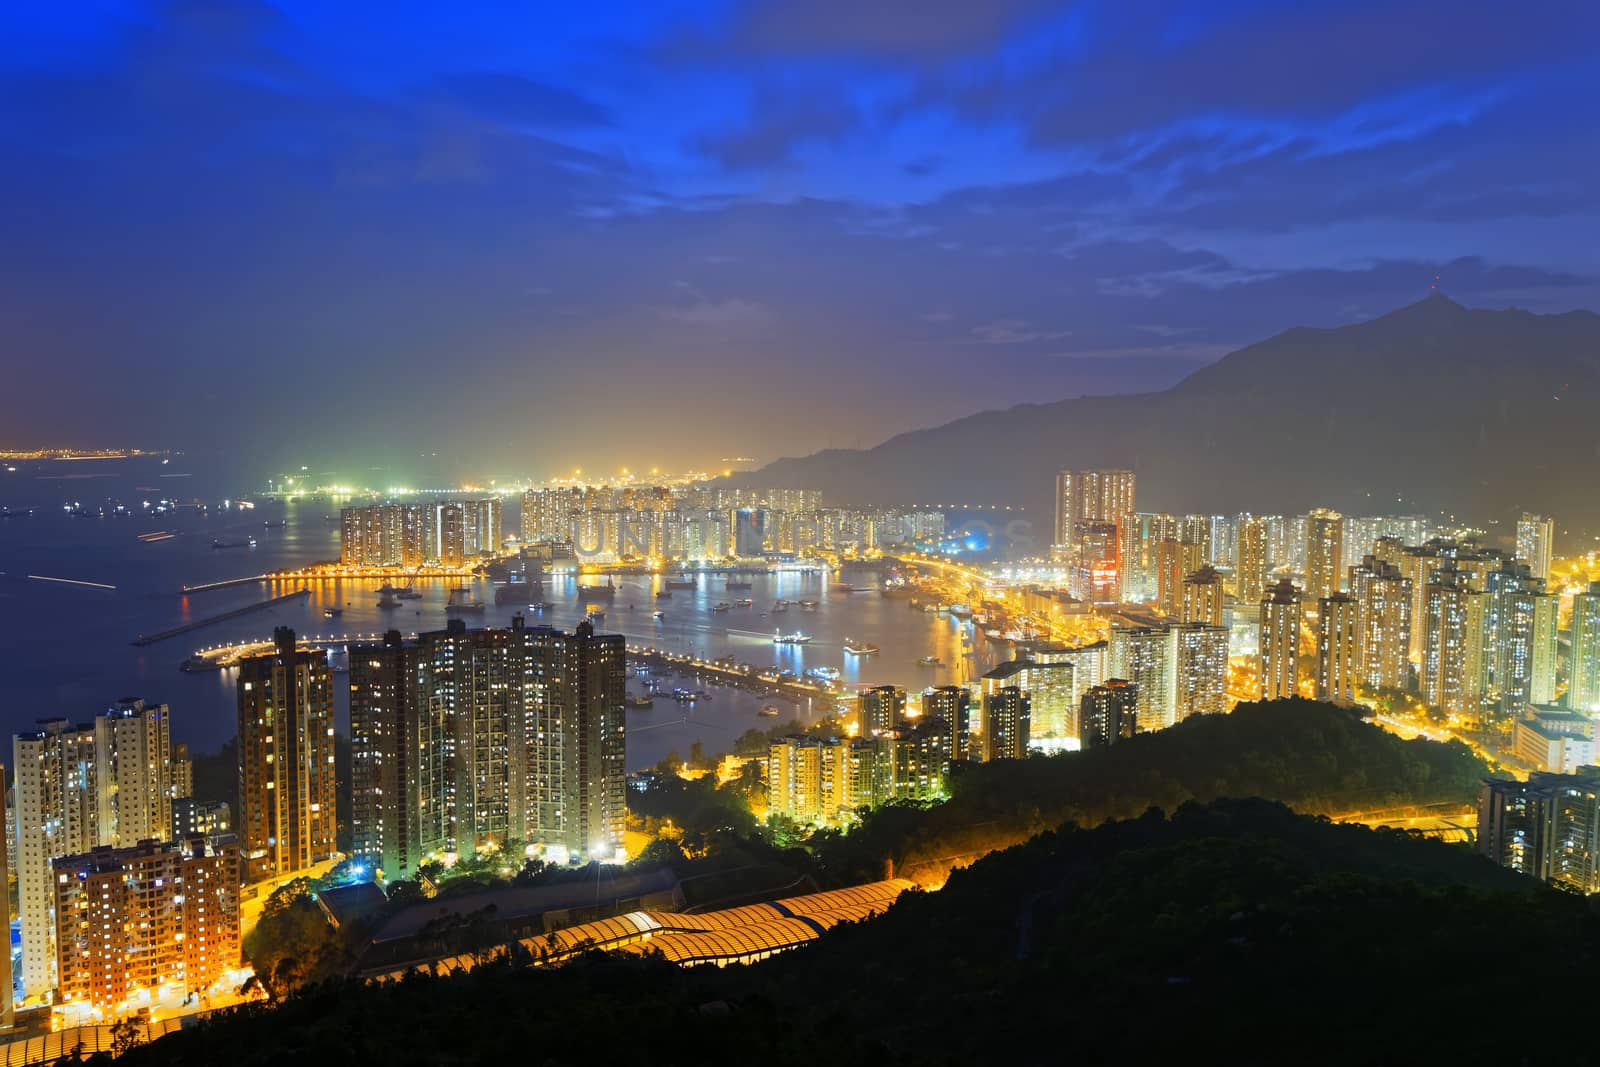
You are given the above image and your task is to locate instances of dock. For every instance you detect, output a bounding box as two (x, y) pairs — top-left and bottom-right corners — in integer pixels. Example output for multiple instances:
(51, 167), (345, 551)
(180, 575), (269, 594)
(133, 589), (311, 646)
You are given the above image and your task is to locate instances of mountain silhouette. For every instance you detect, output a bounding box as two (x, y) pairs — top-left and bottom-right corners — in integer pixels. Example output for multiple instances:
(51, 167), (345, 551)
(740, 294), (1600, 543)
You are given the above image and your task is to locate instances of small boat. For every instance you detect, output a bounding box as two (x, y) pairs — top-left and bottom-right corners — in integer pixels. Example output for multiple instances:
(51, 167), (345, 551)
(798, 600), (818, 611)
(262, 519), (287, 529)
(210, 538), (249, 549)
(843, 638), (879, 655)
(759, 705), (781, 718)
(667, 578), (697, 590)
(578, 583), (617, 601)
(653, 610), (666, 620)
(831, 583), (864, 593)
(949, 605), (973, 619)
(771, 600), (789, 614)
(735, 598), (753, 607)
(807, 666), (841, 682)
(397, 587), (422, 601)
(629, 695), (655, 708)
(917, 655), (943, 668)
(324, 607), (342, 619)
(656, 590), (672, 599)
(179, 656), (222, 673)
(586, 605), (606, 620)
(772, 631), (812, 645)
(531, 601), (553, 612)
(446, 587), (486, 613)
(712, 602), (730, 613)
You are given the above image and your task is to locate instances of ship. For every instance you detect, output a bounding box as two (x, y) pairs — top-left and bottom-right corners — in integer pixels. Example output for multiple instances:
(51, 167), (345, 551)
(831, 582), (865, 593)
(629, 695), (655, 708)
(179, 655), (222, 673)
(771, 600), (789, 613)
(772, 631), (812, 645)
(807, 666), (841, 682)
(949, 604), (973, 619)
(377, 586), (402, 609)
(578, 582), (617, 601)
(323, 607), (342, 619)
(397, 586), (422, 600)
(494, 581), (532, 605)
(798, 599), (818, 611)
(666, 577), (697, 590)
(842, 638), (880, 655)
(712, 602), (730, 613)
(735, 598), (753, 607)
(446, 586), (486, 613)
(917, 655), (943, 668)
(652, 610), (666, 620)
(655, 589), (672, 599)
(758, 705), (781, 717)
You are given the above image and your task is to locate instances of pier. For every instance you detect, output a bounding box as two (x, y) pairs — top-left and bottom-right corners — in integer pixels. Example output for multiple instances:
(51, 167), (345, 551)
(133, 589), (311, 646)
(625, 644), (839, 705)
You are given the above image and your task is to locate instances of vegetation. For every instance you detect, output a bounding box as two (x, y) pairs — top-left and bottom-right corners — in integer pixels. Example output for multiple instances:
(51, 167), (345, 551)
(812, 698), (1488, 883)
(116, 798), (1583, 1066)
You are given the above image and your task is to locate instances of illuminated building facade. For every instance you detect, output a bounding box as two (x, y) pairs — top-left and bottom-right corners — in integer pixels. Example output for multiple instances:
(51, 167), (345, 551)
(1569, 582), (1600, 713)
(53, 835), (240, 1012)
(1515, 513), (1554, 583)
(1053, 469), (1135, 555)
(980, 687), (1030, 761)
(1479, 771), (1600, 893)
(1180, 565), (1225, 627)
(857, 686), (906, 737)
(1420, 567), (1480, 716)
(1235, 514), (1266, 604)
(1109, 626), (1177, 731)
(1512, 707), (1596, 774)
(1304, 508), (1344, 606)
(237, 628), (338, 884)
(1070, 520), (1122, 603)
(350, 617), (627, 873)
(1259, 579), (1301, 700)
(1348, 555), (1412, 691)
(14, 701), (177, 999)
(1315, 592), (1358, 703)
(1080, 680), (1138, 747)
(1156, 538), (1184, 616)
(1173, 623), (1229, 720)
(923, 686), (974, 761)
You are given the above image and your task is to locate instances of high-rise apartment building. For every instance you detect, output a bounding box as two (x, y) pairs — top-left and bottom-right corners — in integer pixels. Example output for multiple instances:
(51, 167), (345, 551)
(1235, 514), (1266, 604)
(1479, 771), (1600, 893)
(1054, 469), (1135, 555)
(1348, 555), (1413, 691)
(1482, 562), (1558, 713)
(237, 628), (338, 884)
(1420, 567), (1481, 716)
(1109, 626), (1177, 732)
(1515, 513), (1554, 583)
(1304, 508), (1344, 607)
(980, 687), (1031, 761)
(923, 686), (974, 761)
(1259, 579), (1301, 700)
(1156, 538), (1184, 616)
(1569, 582), (1600, 713)
(1315, 593), (1358, 703)
(1180, 515), (1211, 573)
(14, 701), (177, 999)
(858, 686), (906, 737)
(1173, 623), (1229, 720)
(53, 835), (240, 1011)
(1080, 680), (1138, 748)
(349, 617), (628, 875)
(1181, 565), (1225, 627)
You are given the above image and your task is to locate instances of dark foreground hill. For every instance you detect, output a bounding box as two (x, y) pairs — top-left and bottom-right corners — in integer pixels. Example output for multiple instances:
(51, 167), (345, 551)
(740, 294), (1600, 537)
(119, 799), (1579, 1067)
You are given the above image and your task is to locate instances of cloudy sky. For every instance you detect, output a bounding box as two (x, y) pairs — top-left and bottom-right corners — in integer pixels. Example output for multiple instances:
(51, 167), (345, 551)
(3, 1), (1596, 481)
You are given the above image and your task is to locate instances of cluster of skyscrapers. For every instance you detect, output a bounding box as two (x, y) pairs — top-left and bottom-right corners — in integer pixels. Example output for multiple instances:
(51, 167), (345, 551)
(9, 700), (239, 1011)
(339, 498), (503, 567)
(348, 616), (628, 876)
(521, 483), (943, 561)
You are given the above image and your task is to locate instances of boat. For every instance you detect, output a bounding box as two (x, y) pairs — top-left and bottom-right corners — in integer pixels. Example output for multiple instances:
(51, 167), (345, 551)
(758, 705), (781, 718)
(494, 581), (533, 605)
(843, 638), (879, 655)
(725, 578), (753, 590)
(949, 605), (973, 619)
(984, 628), (1006, 642)
(807, 666), (841, 682)
(653, 610), (665, 620)
(831, 582), (864, 593)
(798, 599), (818, 611)
(771, 600), (789, 613)
(735, 598), (753, 607)
(210, 538), (250, 549)
(772, 631), (812, 645)
(667, 578), (697, 590)
(179, 655), (222, 673)
(262, 519), (287, 528)
(578, 583), (617, 601)
(378, 586), (401, 609)
(446, 587), (486, 613)
(923, 604), (940, 614)
(655, 590), (672, 599)
(323, 607), (342, 619)
(397, 587), (422, 600)
(629, 695), (655, 708)
(530, 601), (553, 612)
(712, 602), (730, 613)
(917, 655), (943, 668)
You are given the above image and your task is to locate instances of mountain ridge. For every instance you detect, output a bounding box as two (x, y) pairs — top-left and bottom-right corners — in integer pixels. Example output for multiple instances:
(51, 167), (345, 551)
(737, 294), (1600, 542)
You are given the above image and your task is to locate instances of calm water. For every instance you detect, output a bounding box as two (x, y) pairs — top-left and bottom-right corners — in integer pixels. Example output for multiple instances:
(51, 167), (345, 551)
(0, 457), (1011, 767)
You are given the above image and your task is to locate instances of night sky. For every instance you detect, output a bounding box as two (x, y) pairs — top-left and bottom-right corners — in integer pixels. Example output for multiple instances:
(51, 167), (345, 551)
(4, 1), (1597, 480)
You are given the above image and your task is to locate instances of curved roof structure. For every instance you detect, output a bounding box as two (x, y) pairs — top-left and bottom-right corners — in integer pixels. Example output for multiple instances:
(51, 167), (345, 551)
(371, 878), (914, 981)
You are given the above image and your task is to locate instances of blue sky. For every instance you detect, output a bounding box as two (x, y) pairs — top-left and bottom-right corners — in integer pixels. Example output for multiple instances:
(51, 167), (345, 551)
(2, 0), (1596, 478)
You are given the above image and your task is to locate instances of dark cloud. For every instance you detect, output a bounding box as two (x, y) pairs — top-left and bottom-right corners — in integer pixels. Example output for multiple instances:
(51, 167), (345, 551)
(692, 91), (857, 169)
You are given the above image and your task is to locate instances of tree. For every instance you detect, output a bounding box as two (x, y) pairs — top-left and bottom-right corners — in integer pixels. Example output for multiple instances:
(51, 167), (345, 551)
(109, 1017), (145, 1056)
